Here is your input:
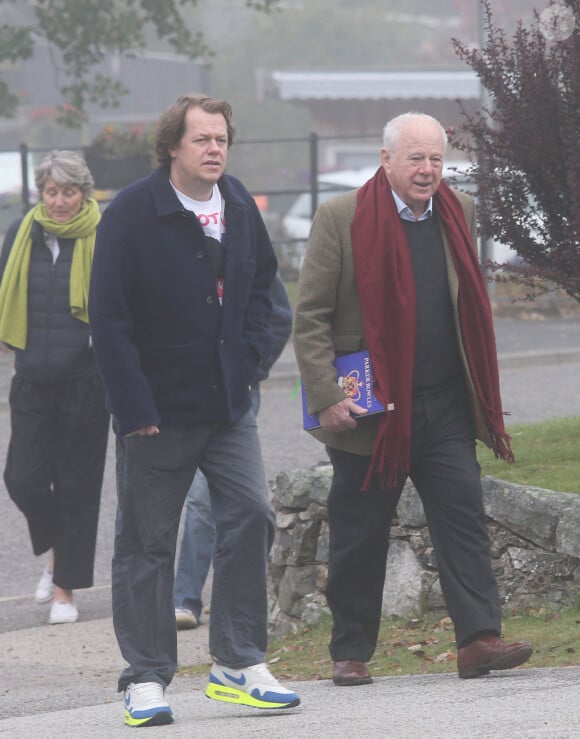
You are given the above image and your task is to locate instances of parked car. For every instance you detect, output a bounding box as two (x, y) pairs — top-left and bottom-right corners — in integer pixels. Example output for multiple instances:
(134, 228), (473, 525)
(281, 163), (517, 265)
(282, 167), (377, 241)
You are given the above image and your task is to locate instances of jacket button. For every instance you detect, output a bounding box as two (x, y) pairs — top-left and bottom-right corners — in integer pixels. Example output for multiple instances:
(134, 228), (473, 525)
(206, 296), (214, 305)
(195, 250), (204, 259)
(211, 384), (219, 392)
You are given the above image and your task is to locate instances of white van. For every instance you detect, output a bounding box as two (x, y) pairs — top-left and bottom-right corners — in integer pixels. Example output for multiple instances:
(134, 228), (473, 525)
(0, 152), (37, 237)
(282, 167), (377, 241)
(281, 164), (517, 265)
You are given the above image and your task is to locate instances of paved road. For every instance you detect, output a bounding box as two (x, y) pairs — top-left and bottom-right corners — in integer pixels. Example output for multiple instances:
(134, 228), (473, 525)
(0, 316), (579, 734)
(1, 666), (579, 738)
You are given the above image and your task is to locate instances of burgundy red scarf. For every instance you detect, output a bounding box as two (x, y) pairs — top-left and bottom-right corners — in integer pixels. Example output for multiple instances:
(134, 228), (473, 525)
(350, 166), (513, 491)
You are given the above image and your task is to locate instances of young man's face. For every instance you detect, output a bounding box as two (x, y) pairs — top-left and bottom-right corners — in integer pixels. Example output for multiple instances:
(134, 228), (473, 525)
(381, 117), (445, 218)
(169, 106), (229, 200)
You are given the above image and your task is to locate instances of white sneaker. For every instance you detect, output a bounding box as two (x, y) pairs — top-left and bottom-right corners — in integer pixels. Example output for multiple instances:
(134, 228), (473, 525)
(124, 682), (174, 727)
(35, 566), (54, 604)
(206, 662), (300, 709)
(175, 607), (198, 630)
(48, 601), (78, 625)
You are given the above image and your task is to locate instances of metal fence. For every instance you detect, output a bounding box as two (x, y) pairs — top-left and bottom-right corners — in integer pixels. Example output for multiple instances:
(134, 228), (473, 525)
(1, 133), (381, 280)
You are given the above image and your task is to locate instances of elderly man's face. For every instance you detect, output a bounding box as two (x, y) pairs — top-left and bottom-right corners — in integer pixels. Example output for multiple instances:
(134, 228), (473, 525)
(381, 117), (445, 219)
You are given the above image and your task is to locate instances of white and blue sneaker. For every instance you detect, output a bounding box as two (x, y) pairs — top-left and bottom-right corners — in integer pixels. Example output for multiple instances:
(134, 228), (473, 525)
(205, 662), (300, 709)
(124, 682), (174, 727)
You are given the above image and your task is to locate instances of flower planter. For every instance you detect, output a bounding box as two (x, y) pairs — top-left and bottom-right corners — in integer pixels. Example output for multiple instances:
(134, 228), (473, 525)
(83, 151), (152, 190)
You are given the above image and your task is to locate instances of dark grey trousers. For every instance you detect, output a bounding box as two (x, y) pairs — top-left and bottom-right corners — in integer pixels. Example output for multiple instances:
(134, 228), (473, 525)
(4, 370), (109, 590)
(112, 408), (275, 691)
(325, 382), (502, 662)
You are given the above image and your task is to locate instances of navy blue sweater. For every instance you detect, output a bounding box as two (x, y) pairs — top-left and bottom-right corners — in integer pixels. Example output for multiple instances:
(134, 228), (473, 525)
(88, 167), (277, 435)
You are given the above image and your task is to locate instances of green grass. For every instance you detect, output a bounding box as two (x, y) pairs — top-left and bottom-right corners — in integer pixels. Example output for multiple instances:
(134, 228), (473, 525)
(284, 279), (298, 308)
(178, 606), (580, 681)
(178, 416), (580, 682)
(265, 608), (580, 681)
(477, 416), (580, 494)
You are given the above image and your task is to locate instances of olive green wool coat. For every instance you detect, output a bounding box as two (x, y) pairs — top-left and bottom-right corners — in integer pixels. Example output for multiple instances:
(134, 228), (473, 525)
(293, 186), (492, 456)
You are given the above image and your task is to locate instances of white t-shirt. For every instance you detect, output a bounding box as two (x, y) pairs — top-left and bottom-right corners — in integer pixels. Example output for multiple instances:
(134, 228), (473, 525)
(171, 182), (226, 303)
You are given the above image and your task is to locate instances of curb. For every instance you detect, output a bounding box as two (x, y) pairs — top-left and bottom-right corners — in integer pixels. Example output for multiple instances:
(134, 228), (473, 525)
(264, 349), (580, 389)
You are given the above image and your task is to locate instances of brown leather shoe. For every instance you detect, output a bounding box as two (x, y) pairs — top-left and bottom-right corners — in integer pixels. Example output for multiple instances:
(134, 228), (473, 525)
(457, 635), (533, 679)
(332, 660), (373, 686)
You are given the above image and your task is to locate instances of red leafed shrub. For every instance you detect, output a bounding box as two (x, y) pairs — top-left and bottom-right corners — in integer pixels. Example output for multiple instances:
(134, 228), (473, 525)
(451, 0), (579, 302)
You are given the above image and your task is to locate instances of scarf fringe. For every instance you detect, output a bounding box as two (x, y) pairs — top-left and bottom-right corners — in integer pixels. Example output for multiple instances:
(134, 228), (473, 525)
(481, 406), (515, 464)
(489, 428), (515, 464)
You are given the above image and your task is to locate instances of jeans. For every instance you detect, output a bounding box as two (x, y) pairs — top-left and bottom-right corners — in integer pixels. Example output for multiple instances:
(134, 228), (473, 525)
(173, 472), (215, 619)
(173, 386), (261, 619)
(112, 405), (274, 691)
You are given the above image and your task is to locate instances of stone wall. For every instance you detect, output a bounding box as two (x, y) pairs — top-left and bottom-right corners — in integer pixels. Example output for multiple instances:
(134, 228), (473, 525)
(268, 466), (580, 635)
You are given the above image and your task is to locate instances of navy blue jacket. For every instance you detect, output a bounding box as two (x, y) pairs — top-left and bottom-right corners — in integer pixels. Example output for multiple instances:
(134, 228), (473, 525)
(253, 270), (292, 384)
(88, 167), (277, 435)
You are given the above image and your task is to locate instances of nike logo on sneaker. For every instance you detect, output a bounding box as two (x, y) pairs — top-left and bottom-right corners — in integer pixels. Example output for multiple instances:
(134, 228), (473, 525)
(223, 671), (247, 686)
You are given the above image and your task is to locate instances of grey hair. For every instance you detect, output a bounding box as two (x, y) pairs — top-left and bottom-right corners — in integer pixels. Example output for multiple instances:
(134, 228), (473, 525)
(35, 150), (94, 197)
(382, 113), (448, 153)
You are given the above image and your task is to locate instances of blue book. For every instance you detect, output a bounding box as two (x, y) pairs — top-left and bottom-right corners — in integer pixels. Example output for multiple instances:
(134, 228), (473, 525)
(301, 350), (391, 430)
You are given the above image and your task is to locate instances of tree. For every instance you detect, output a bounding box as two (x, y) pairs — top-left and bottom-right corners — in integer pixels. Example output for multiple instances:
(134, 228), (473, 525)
(0, 0), (280, 124)
(450, 0), (579, 302)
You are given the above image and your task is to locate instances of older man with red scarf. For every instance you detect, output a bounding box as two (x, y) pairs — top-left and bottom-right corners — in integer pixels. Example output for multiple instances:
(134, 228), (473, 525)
(293, 112), (532, 686)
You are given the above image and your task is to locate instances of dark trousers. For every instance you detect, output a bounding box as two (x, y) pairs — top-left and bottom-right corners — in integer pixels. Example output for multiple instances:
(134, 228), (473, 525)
(4, 371), (110, 590)
(113, 409), (275, 691)
(325, 383), (501, 662)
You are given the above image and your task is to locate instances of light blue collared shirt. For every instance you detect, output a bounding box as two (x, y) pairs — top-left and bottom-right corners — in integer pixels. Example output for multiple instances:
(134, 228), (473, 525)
(391, 189), (433, 222)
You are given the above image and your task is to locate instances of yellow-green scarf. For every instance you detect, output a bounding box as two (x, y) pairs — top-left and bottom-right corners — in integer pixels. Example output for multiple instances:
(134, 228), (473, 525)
(0, 198), (101, 349)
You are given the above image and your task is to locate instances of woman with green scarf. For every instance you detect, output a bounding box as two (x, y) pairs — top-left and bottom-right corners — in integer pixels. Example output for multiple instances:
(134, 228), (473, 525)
(0, 150), (110, 625)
